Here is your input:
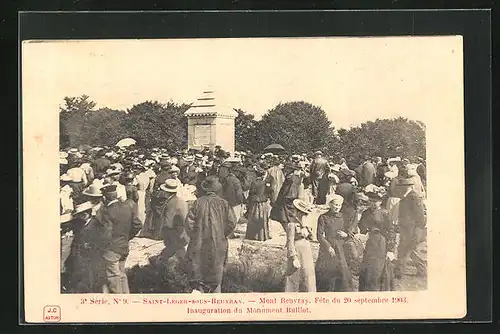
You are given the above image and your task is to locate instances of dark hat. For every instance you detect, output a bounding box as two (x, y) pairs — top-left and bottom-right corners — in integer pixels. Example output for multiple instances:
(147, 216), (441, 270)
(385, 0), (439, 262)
(200, 176), (222, 193)
(341, 168), (356, 177)
(100, 184), (117, 193)
(365, 191), (384, 200)
(397, 178), (415, 186)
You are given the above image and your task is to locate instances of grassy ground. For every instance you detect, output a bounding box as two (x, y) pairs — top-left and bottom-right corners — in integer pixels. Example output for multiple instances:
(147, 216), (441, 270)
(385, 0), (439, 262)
(125, 216), (427, 293)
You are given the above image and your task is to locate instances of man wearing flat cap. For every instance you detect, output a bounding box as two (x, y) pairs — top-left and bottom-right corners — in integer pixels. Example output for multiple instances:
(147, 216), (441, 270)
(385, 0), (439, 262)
(100, 184), (142, 293)
(394, 178), (427, 278)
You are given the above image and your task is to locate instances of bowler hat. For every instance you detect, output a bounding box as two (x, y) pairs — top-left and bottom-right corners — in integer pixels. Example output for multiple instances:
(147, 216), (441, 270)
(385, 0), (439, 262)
(201, 176), (222, 193)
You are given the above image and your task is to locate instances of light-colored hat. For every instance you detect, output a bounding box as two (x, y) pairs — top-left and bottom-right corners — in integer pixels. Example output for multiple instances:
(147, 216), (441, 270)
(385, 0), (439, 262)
(66, 167), (85, 182)
(105, 152), (114, 157)
(331, 164), (341, 172)
(59, 151), (69, 159)
(292, 199), (313, 214)
(160, 179), (180, 193)
(224, 157), (241, 164)
(144, 159), (155, 167)
(59, 158), (68, 165)
(184, 156), (194, 162)
(74, 201), (94, 215)
(106, 168), (121, 176)
(82, 182), (103, 197)
(329, 194), (344, 205)
(168, 165), (181, 173)
(60, 213), (73, 224)
(384, 171), (398, 179)
(60, 174), (72, 182)
(68, 148), (78, 154)
(195, 153), (204, 160)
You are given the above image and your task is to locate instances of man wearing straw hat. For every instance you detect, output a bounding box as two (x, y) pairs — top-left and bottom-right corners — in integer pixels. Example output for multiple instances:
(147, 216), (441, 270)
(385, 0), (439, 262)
(185, 176), (237, 293)
(64, 201), (107, 293)
(158, 179), (190, 260)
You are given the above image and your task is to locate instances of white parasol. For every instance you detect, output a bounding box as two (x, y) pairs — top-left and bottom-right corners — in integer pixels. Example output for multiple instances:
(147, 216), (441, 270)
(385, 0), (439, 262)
(116, 138), (136, 148)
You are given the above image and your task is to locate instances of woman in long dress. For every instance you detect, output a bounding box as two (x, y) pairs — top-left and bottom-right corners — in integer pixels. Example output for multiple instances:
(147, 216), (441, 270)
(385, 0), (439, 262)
(358, 191), (396, 291)
(315, 195), (355, 292)
(245, 166), (274, 241)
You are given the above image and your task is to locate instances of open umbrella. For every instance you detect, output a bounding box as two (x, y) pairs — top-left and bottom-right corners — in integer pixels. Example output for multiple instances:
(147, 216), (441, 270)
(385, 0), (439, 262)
(116, 138), (137, 148)
(264, 143), (285, 154)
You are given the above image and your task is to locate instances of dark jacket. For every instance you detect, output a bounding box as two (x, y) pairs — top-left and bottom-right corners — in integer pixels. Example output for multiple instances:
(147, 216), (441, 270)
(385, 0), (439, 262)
(269, 173), (301, 224)
(185, 193), (237, 287)
(65, 217), (108, 293)
(182, 165), (199, 186)
(101, 200), (142, 256)
(92, 157), (111, 175)
(398, 190), (426, 228)
(248, 175), (274, 204)
(221, 173), (245, 207)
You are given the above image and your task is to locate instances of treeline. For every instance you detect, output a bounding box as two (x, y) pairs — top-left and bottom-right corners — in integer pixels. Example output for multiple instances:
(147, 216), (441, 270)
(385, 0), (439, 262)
(59, 95), (426, 166)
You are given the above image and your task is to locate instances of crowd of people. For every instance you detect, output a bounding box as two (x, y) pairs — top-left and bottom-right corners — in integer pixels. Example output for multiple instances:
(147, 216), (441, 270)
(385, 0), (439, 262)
(60, 143), (427, 294)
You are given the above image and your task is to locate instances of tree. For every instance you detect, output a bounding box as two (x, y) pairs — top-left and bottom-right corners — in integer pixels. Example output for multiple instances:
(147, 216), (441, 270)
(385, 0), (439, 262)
(59, 94), (98, 149)
(124, 101), (190, 150)
(337, 117), (426, 166)
(234, 108), (259, 152)
(257, 101), (338, 154)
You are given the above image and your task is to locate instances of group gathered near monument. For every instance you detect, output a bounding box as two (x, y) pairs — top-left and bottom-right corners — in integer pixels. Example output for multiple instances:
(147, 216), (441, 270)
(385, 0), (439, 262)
(60, 92), (427, 294)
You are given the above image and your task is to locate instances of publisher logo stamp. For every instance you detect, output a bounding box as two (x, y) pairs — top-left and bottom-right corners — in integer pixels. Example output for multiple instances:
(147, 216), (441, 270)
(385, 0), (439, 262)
(43, 305), (61, 322)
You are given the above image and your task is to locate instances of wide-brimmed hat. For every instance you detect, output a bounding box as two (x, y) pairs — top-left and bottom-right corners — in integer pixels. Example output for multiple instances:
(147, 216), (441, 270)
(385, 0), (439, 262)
(224, 157), (241, 164)
(195, 153), (204, 160)
(328, 194), (344, 205)
(292, 199), (313, 214)
(59, 158), (68, 165)
(184, 155), (194, 162)
(60, 213), (73, 224)
(160, 179), (180, 193)
(201, 176), (222, 193)
(60, 174), (73, 182)
(82, 182), (103, 197)
(74, 201), (94, 215)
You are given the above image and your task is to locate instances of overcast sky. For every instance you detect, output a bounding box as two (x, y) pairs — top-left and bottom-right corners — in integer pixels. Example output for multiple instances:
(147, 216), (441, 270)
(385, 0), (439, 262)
(22, 36), (462, 129)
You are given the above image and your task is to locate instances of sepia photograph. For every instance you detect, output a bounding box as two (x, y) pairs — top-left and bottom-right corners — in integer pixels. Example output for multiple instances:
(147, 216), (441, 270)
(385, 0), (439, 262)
(22, 35), (466, 322)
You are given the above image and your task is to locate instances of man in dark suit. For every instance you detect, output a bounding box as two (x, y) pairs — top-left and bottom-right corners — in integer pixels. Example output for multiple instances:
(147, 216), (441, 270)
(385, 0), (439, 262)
(100, 184), (142, 293)
(220, 164), (245, 222)
(394, 178), (427, 278)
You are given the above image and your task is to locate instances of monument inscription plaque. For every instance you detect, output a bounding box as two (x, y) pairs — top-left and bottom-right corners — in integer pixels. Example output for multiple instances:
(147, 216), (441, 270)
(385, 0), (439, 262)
(193, 125), (211, 146)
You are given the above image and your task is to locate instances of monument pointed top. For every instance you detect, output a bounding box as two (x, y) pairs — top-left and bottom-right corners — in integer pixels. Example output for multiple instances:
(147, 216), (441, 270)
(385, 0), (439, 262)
(185, 90), (237, 118)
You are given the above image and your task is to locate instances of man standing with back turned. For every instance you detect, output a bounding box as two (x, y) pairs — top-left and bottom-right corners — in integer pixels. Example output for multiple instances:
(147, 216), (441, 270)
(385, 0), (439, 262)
(100, 184), (142, 293)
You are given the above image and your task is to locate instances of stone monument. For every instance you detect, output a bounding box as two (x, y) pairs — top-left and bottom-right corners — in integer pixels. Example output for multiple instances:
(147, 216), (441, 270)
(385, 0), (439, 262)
(184, 90), (238, 153)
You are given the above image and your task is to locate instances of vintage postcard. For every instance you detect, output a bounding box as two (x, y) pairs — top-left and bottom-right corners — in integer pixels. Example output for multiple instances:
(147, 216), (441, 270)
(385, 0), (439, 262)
(21, 36), (465, 323)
